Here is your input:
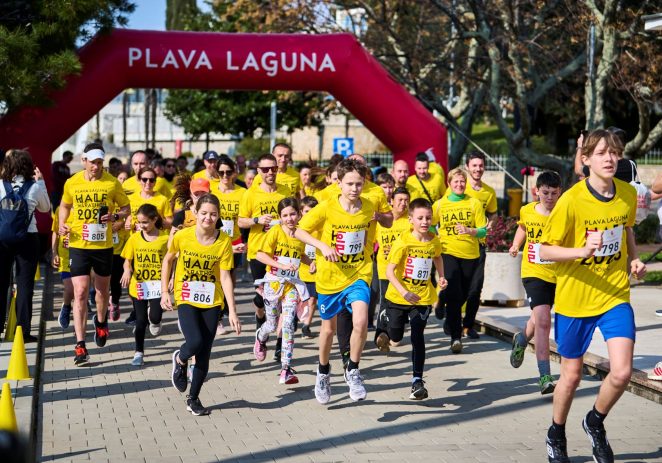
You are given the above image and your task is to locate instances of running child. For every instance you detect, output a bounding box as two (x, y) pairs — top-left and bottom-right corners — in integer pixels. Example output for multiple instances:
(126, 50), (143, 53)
(120, 204), (169, 366)
(52, 207), (74, 329)
(299, 196), (320, 339)
(508, 171), (562, 395)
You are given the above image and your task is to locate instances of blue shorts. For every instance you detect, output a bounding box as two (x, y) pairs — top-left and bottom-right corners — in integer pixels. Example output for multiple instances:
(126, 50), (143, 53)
(317, 280), (370, 321)
(554, 303), (636, 359)
(61, 272), (71, 281)
(305, 281), (317, 298)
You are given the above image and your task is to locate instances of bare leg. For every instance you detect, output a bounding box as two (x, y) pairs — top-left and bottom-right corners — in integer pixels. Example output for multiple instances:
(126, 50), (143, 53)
(71, 275), (91, 342)
(349, 301), (368, 363)
(532, 305), (552, 362)
(594, 337), (633, 414)
(318, 318), (336, 365)
(94, 275), (111, 322)
(553, 357), (583, 424)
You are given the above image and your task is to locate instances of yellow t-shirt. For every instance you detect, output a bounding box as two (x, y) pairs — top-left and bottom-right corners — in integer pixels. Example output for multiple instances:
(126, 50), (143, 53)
(465, 182), (498, 214)
(406, 173), (447, 203)
(517, 202), (556, 283)
(298, 197), (376, 294)
(239, 184), (290, 260)
(374, 216), (411, 279)
(192, 170), (221, 192)
(128, 192), (173, 230)
(253, 166), (301, 197)
(211, 186), (246, 240)
(170, 227), (233, 308)
(51, 208), (70, 273)
(385, 231), (443, 306)
(313, 181), (391, 214)
(122, 175), (173, 199)
(429, 161), (443, 177)
(541, 179), (636, 318)
(433, 195), (487, 259)
(120, 231), (169, 299)
(259, 224), (306, 279)
(299, 229), (320, 283)
(61, 171), (130, 250)
(111, 203), (130, 255)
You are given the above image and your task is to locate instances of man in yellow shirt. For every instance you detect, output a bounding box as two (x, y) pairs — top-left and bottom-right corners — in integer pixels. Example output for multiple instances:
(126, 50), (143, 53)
(192, 150), (221, 191)
(251, 143), (301, 196)
(122, 150), (172, 199)
(406, 152), (446, 204)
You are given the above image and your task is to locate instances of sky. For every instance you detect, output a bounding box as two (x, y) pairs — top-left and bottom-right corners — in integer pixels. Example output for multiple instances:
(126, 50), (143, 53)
(126, 0), (212, 31)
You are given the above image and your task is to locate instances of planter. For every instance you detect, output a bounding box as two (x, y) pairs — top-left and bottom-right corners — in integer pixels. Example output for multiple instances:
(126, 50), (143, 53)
(481, 251), (526, 305)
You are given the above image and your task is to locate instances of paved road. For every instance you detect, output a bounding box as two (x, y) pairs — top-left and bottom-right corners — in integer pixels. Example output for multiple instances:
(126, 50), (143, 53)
(38, 283), (662, 462)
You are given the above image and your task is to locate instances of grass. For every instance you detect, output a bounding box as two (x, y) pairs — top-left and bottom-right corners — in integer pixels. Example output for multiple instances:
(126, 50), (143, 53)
(639, 252), (662, 263)
(643, 271), (662, 284)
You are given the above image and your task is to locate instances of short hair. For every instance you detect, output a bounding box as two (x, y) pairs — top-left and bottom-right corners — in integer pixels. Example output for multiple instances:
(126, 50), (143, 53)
(278, 197), (299, 215)
(536, 171), (562, 189)
(108, 157), (121, 166)
(177, 155), (187, 161)
(606, 126), (627, 145)
(138, 167), (157, 179)
(415, 152), (429, 163)
(63, 150), (74, 158)
(465, 151), (485, 164)
(409, 198), (432, 213)
(300, 195), (319, 210)
(582, 129), (624, 158)
(336, 159), (369, 181)
(272, 143), (292, 155)
(84, 142), (104, 153)
(447, 167), (468, 184)
(257, 153), (277, 164)
(375, 172), (395, 186)
(150, 158), (165, 168)
(392, 187), (411, 198)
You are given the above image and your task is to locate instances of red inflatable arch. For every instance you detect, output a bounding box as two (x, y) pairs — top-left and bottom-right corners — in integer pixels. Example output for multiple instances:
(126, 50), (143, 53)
(0, 29), (447, 183)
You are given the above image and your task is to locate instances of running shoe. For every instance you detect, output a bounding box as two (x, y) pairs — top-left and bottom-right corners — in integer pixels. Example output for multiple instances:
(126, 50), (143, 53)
(582, 415), (614, 463)
(463, 327), (480, 339)
(131, 352), (144, 366)
(253, 330), (267, 362)
(450, 339), (462, 354)
(409, 379), (428, 400)
(315, 370), (331, 404)
(648, 362), (662, 380)
(344, 368), (367, 401)
(375, 332), (390, 353)
(539, 375), (555, 395)
(216, 319), (227, 336)
(301, 324), (314, 339)
(655, 309), (662, 317)
(171, 350), (188, 393)
(58, 304), (71, 329)
(93, 314), (108, 347)
(546, 434), (570, 463)
(149, 322), (162, 337)
(510, 332), (526, 368)
(187, 364), (194, 383)
(186, 396), (210, 416)
(74, 345), (89, 366)
(125, 311), (136, 326)
(279, 367), (299, 385)
(109, 300), (120, 322)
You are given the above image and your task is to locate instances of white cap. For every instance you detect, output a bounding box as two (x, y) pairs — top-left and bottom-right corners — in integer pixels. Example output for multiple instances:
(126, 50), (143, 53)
(83, 149), (105, 162)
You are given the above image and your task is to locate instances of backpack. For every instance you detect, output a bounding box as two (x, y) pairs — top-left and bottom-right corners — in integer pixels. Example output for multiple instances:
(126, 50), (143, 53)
(0, 179), (35, 244)
(628, 161), (651, 225)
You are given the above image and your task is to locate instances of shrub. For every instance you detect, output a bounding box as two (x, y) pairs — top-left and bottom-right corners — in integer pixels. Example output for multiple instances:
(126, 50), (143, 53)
(486, 215), (519, 252)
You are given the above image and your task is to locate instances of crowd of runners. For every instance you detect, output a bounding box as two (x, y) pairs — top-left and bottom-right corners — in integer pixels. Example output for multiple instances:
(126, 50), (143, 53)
(1, 127), (659, 463)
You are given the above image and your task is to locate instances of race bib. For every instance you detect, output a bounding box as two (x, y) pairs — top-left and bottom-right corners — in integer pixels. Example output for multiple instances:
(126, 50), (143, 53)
(335, 230), (365, 255)
(220, 219), (234, 237)
(526, 243), (553, 265)
(304, 244), (316, 261)
(592, 225), (623, 257)
(82, 223), (107, 242)
(136, 281), (161, 300)
(180, 281), (215, 306)
(270, 256), (300, 279)
(112, 232), (120, 245)
(404, 256), (433, 280)
(264, 219), (280, 233)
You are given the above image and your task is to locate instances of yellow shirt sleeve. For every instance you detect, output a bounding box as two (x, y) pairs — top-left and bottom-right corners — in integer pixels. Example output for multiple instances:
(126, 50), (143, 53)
(298, 202), (326, 233)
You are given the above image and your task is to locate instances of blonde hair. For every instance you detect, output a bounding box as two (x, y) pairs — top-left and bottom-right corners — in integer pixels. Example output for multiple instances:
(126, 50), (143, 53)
(447, 167), (468, 185)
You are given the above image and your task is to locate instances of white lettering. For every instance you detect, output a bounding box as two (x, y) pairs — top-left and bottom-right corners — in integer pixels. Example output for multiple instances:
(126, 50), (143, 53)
(223, 50), (335, 75)
(128, 48), (142, 67)
(162, 50), (179, 68)
(281, 52), (297, 72)
(145, 49), (158, 68)
(319, 53), (336, 72)
(227, 51), (239, 71)
(178, 49), (196, 68)
(242, 52), (259, 71)
(194, 51), (212, 70)
(300, 53), (317, 72)
(262, 52), (278, 77)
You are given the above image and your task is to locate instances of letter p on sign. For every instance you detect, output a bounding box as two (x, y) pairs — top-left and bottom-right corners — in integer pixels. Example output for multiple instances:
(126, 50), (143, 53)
(333, 138), (354, 157)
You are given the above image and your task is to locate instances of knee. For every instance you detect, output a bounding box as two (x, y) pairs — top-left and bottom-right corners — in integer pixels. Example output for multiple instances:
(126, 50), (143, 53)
(536, 317), (551, 333)
(73, 287), (88, 302)
(320, 324), (336, 337)
(609, 366), (632, 389)
(561, 370), (582, 390)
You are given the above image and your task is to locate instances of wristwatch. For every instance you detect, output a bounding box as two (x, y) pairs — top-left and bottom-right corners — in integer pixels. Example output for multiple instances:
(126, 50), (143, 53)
(253, 217), (259, 224)
(113, 213), (120, 222)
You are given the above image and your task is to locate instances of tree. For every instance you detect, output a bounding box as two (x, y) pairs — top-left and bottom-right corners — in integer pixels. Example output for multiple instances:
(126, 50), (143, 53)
(0, 1), (134, 115)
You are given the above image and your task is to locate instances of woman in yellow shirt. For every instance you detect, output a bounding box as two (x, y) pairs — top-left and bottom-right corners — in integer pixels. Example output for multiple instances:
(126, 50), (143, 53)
(161, 194), (240, 416)
(126, 167), (173, 231)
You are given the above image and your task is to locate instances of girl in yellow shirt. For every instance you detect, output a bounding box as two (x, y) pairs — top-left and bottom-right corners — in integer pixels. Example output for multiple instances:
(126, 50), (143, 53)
(126, 167), (173, 231)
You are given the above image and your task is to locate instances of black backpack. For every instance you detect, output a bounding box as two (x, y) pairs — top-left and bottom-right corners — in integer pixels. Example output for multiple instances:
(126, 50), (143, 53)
(0, 180), (35, 244)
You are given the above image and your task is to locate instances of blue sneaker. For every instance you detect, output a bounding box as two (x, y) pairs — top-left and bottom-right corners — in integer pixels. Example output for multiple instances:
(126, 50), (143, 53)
(58, 304), (72, 329)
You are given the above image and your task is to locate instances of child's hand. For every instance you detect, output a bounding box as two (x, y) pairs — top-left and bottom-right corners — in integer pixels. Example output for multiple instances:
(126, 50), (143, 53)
(580, 231), (602, 258)
(631, 258), (647, 280)
(403, 291), (421, 304)
(309, 261), (316, 274)
(120, 271), (131, 288)
(437, 277), (448, 291)
(320, 243), (339, 262)
(509, 245), (519, 257)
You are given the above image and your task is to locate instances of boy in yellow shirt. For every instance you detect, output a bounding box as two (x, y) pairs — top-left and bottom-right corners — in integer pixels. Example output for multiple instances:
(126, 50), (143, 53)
(377, 198), (446, 400)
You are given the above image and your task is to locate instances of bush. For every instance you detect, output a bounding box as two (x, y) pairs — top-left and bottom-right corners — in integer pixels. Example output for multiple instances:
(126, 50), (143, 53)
(634, 214), (660, 244)
(486, 215), (519, 252)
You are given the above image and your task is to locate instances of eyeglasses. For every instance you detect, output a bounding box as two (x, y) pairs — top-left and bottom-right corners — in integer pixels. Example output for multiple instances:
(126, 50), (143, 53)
(258, 166), (277, 174)
(140, 177), (156, 183)
(218, 170), (234, 177)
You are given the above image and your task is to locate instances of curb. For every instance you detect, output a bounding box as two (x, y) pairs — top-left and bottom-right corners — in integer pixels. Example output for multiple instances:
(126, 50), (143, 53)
(475, 314), (662, 405)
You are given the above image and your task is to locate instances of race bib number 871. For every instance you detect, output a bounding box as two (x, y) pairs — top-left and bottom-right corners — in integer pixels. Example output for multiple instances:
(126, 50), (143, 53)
(404, 256), (433, 280)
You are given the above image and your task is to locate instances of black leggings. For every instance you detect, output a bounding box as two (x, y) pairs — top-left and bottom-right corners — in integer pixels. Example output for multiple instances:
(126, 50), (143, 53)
(177, 304), (220, 400)
(337, 277), (386, 356)
(131, 297), (163, 352)
(367, 259), (379, 326)
(249, 260), (267, 309)
(464, 245), (486, 329)
(110, 255), (124, 305)
(443, 254), (479, 340)
(376, 302), (429, 378)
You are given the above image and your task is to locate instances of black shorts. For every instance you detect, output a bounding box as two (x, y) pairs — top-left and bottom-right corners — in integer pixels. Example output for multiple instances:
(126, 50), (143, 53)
(305, 281), (317, 298)
(385, 302), (431, 327)
(69, 247), (113, 278)
(522, 277), (556, 309)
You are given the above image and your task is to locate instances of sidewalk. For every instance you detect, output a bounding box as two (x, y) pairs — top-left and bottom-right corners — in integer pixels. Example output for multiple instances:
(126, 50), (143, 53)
(36, 281), (662, 462)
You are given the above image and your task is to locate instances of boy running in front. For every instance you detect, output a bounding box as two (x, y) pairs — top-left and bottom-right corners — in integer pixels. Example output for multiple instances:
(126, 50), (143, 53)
(539, 129), (646, 463)
(295, 159), (375, 403)
(377, 198), (447, 400)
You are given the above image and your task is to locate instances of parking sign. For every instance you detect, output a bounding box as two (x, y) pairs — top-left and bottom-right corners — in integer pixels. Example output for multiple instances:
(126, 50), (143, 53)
(333, 137), (354, 157)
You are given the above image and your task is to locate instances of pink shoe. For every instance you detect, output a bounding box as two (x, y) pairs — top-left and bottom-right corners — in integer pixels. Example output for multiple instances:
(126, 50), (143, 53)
(649, 362), (662, 380)
(253, 331), (267, 361)
(279, 367), (299, 385)
(109, 300), (120, 322)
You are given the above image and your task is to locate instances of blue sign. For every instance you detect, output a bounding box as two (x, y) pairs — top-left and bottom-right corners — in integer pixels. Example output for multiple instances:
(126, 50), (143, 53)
(333, 137), (354, 157)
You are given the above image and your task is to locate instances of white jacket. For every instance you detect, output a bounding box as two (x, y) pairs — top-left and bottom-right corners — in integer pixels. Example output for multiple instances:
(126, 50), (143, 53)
(0, 175), (51, 233)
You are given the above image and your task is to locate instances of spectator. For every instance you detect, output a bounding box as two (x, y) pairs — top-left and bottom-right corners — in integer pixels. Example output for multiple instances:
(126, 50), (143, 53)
(244, 168), (257, 189)
(51, 150), (73, 207)
(108, 157), (123, 177)
(176, 155), (190, 174)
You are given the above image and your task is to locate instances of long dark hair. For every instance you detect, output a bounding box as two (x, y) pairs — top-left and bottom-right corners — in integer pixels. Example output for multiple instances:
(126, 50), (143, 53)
(136, 203), (163, 229)
(172, 172), (193, 211)
(278, 197), (300, 215)
(1, 149), (34, 181)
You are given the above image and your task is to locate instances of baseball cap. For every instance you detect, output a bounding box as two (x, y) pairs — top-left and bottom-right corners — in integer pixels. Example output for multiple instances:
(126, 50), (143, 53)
(203, 150), (219, 161)
(190, 178), (210, 194)
(83, 148), (105, 162)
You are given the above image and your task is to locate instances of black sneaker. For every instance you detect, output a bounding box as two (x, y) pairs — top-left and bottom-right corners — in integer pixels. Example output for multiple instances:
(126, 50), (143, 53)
(463, 327), (480, 339)
(582, 416), (614, 463)
(409, 379), (428, 400)
(546, 434), (570, 463)
(301, 324), (314, 339)
(125, 311), (136, 326)
(74, 345), (89, 366)
(171, 350), (188, 393)
(186, 396), (210, 416)
(93, 314), (108, 348)
(434, 304), (446, 320)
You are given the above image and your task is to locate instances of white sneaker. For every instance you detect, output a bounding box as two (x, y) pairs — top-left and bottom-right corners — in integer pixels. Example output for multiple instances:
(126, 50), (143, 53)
(131, 352), (144, 366)
(149, 322), (162, 337)
(315, 370), (331, 404)
(344, 368), (367, 401)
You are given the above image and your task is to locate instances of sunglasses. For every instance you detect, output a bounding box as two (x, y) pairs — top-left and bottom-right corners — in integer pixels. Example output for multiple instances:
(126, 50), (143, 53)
(258, 166), (277, 173)
(218, 169), (234, 177)
(140, 177), (156, 183)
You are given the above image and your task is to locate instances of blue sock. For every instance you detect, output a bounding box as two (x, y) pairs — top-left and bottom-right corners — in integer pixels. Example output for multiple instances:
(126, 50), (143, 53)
(412, 376), (422, 384)
(538, 360), (551, 377)
(516, 332), (528, 347)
